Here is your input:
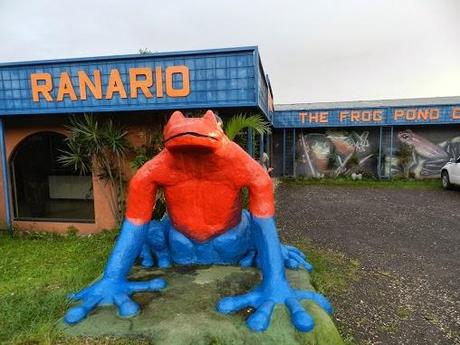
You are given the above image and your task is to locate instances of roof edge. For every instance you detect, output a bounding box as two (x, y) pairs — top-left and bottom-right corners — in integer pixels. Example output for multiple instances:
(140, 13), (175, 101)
(0, 46), (259, 68)
(275, 96), (460, 111)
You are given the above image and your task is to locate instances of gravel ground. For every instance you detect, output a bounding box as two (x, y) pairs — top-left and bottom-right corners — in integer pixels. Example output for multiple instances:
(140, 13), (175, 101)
(276, 184), (460, 345)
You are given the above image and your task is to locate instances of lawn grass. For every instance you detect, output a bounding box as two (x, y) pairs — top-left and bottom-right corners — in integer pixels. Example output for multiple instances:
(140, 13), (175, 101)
(282, 237), (360, 345)
(0, 230), (120, 344)
(282, 176), (442, 190)
(0, 229), (359, 344)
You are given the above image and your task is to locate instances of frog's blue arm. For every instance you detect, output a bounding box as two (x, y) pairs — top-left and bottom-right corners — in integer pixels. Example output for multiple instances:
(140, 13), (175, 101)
(217, 215), (333, 332)
(64, 220), (166, 325)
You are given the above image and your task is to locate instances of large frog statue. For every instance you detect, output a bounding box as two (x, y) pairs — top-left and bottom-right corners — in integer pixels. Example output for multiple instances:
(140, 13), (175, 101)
(64, 110), (332, 332)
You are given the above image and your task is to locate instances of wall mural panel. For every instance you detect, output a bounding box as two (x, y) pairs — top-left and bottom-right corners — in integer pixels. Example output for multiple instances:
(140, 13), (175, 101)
(296, 129), (377, 178)
(392, 129), (460, 178)
(294, 126), (460, 179)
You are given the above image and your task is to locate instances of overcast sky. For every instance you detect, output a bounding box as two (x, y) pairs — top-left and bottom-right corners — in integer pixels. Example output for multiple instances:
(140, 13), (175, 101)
(0, 0), (459, 104)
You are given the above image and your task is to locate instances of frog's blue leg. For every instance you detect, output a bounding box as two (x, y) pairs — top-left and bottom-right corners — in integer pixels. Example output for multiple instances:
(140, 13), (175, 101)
(216, 215), (332, 332)
(64, 220), (166, 325)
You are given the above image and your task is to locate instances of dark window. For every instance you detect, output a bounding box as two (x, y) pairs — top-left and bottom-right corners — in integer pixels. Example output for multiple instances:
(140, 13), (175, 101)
(10, 132), (95, 222)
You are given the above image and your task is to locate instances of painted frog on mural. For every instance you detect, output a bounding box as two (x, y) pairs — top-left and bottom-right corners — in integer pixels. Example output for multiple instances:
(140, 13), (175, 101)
(64, 110), (332, 332)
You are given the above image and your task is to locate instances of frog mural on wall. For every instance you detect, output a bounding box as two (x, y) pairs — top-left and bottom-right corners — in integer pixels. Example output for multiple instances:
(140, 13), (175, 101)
(296, 130), (374, 177)
(64, 110), (333, 333)
(396, 129), (460, 178)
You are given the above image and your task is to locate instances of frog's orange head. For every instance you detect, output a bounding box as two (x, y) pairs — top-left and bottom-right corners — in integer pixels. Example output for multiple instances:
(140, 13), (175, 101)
(163, 110), (225, 152)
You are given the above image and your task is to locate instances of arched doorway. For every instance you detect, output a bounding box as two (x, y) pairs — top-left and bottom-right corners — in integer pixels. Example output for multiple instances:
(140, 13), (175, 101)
(10, 132), (95, 222)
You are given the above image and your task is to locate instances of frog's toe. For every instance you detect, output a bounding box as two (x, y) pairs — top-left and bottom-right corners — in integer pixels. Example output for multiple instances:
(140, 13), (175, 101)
(217, 292), (258, 314)
(64, 295), (102, 325)
(139, 244), (155, 268)
(127, 278), (166, 293)
(157, 253), (171, 268)
(239, 250), (256, 268)
(282, 245), (313, 272)
(286, 297), (315, 332)
(295, 290), (333, 315)
(246, 300), (275, 332)
(114, 294), (140, 318)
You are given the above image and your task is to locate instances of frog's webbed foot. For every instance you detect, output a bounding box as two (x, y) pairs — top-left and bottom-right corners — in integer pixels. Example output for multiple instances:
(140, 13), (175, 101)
(65, 277), (166, 324)
(216, 284), (332, 332)
(239, 245), (313, 272)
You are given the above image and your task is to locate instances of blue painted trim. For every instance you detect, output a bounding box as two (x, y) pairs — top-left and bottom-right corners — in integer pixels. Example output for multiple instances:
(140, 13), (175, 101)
(0, 102), (260, 117)
(0, 46), (259, 68)
(273, 103), (460, 128)
(254, 49), (260, 111)
(0, 118), (12, 232)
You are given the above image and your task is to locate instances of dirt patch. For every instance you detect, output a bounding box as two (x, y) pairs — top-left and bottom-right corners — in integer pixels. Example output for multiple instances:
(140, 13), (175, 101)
(276, 184), (460, 345)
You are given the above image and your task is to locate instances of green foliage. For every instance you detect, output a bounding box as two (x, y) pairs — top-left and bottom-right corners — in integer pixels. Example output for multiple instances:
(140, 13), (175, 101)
(129, 130), (166, 220)
(396, 143), (414, 178)
(327, 151), (340, 170)
(58, 114), (130, 225)
(283, 176), (442, 190)
(129, 131), (163, 171)
(224, 113), (271, 141)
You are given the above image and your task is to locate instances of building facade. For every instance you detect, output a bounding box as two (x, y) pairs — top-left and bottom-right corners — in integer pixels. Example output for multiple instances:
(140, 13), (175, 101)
(273, 98), (460, 179)
(0, 46), (458, 233)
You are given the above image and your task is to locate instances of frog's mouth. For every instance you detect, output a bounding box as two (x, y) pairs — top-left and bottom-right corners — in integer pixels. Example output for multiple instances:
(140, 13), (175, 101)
(164, 132), (218, 143)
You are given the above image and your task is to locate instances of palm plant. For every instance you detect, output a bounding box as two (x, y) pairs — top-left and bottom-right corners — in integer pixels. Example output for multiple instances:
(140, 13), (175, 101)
(58, 114), (129, 225)
(224, 113), (271, 141)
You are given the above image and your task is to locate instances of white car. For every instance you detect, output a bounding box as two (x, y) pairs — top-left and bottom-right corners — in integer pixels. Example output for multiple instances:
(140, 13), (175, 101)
(441, 156), (460, 189)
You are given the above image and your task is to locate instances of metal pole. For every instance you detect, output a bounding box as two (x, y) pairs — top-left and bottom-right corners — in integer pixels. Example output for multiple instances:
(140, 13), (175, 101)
(267, 133), (271, 167)
(389, 126), (394, 179)
(265, 134), (272, 153)
(292, 128), (296, 177)
(282, 128), (286, 176)
(378, 126), (383, 179)
(260, 133), (264, 159)
(0, 118), (12, 234)
(247, 128), (253, 157)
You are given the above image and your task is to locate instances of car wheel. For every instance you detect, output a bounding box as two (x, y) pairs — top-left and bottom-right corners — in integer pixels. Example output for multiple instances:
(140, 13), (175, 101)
(441, 171), (451, 189)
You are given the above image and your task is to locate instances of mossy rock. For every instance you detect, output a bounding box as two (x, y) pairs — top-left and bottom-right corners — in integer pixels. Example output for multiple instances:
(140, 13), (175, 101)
(60, 265), (344, 345)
